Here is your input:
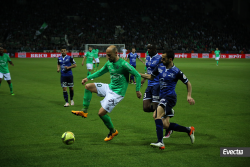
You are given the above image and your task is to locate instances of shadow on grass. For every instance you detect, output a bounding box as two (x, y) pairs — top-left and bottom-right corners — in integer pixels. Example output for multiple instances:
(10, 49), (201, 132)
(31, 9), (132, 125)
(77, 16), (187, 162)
(59, 146), (83, 150)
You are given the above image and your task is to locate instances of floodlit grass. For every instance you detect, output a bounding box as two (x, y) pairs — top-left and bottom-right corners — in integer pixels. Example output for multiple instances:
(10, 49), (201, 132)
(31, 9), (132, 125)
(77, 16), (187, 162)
(0, 57), (250, 166)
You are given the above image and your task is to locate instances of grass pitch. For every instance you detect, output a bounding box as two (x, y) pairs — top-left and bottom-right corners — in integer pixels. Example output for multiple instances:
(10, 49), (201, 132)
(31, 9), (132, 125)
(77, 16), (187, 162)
(0, 57), (250, 167)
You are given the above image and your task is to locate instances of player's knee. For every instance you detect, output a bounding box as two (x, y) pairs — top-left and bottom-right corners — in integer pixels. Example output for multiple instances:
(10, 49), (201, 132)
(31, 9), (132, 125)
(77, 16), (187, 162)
(143, 106), (150, 112)
(85, 84), (90, 90)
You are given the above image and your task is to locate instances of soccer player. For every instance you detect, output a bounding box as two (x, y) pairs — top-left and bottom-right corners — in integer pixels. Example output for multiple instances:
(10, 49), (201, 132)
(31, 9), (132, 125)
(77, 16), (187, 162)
(125, 47), (145, 84)
(93, 48), (100, 71)
(0, 45), (14, 95)
(57, 45), (77, 107)
(82, 47), (96, 77)
(142, 44), (173, 138)
(121, 47), (127, 59)
(140, 49), (195, 150)
(215, 47), (221, 66)
(71, 45), (142, 141)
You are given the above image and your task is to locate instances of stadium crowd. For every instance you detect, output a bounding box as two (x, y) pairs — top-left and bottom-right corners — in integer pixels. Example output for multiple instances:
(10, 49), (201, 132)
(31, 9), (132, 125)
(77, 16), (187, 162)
(0, 0), (249, 53)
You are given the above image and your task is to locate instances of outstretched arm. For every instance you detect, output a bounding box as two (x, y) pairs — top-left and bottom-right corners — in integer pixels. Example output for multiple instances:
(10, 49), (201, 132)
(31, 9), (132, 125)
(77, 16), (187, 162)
(140, 73), (154, 80)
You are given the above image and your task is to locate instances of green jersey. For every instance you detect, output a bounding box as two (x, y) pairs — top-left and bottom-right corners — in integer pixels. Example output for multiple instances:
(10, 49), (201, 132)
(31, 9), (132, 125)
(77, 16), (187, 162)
(85, 51), (95, 64)
(0, 53), (11, 73)
(215, 50), (220, 57)
(94, 49), (99, 59)
(87, 58), (141, 96)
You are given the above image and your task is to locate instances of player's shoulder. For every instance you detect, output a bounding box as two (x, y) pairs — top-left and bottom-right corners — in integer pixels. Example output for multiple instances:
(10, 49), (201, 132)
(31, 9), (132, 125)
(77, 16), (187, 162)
(171, 65), (180, 73)
(3, 53), (10, 57)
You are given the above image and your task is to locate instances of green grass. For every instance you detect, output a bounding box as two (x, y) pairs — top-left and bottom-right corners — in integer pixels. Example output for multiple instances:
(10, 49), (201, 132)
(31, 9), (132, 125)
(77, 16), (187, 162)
(0, 58), (250, 167)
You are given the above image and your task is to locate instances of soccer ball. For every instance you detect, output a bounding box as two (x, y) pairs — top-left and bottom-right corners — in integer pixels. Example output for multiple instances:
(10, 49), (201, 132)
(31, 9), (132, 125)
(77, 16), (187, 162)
(61, 131), (75, 145)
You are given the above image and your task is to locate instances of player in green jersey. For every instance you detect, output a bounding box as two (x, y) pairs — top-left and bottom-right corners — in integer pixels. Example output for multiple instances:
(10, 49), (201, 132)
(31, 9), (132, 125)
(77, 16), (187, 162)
(92, 48), (100, 71)
(214, 48), (221, 66)
(72, 45), (142, 141)
(82, 47), (96, 77)
(0, 45), (14, 95)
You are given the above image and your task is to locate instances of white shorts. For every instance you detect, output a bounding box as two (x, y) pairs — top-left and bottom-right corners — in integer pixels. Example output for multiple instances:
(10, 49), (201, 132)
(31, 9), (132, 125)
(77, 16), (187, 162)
(95, 83), (124, 113)
(86, 63), (93, 70)
(121, 54), (126, 58)
(0, 72), (11, 80)
(93, 58), (100, 63)
(215, 57), (220, 60)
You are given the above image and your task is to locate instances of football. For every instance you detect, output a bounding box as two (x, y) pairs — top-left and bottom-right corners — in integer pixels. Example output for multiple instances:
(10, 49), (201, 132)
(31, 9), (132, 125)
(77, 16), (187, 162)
(61, 131), (75, 145)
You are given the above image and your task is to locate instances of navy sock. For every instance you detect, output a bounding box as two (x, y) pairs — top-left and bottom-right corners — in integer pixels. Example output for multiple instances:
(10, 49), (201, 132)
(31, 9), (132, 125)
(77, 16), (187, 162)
(70, 89), (74, 100)
(168, 123), (189, 134)
(155, 119), (163, 143)
(63, 91), (68, 102)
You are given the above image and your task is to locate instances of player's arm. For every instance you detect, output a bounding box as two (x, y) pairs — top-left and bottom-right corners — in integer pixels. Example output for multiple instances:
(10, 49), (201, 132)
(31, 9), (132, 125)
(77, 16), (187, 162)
(137, 55), (145, 64)
(65, 57), (77, 70)
(177, 71), (195, 105)
(140, 64), (159, 80)
(125, 54), (129, 61)
(8, 61), (14, 66)
(124, 62), (142, 99)
(57, 59), (60, 72)
(93, 57), (96, 63)
(82, 54), (86, 66)
(86, 62), (109, 80)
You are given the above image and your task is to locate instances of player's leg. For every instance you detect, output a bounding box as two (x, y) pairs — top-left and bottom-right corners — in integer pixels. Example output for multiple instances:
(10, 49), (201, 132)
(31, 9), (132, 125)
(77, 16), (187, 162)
(96, 58), (100, 70)
(98, 88), (123, 141)
(68, 75), (74, 105)
(4, 73), (14, 95)
(162, 99), (195, 143)
(143, 86), (153, 112)
(71, 83), (97, 117)
(150, 105), (165, 150)
(86, 64), (93, 77)
(61, 76), (69, 107)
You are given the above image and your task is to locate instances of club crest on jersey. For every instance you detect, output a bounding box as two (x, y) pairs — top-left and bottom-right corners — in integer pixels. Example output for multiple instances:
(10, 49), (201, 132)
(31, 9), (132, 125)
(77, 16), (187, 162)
(163, 73), (167, 77)
(168, 73), (174, 78)
(116, 65), (119, 69)
(158, 68), (163, 73)
(148, 62), (151, 66)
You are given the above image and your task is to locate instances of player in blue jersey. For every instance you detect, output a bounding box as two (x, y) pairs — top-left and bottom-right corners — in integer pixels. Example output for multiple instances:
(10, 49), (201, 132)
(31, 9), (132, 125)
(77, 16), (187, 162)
(140, 49), (195, 150)
(142, 44), (173, 138)
(125, 47), (145, 84)
(57, 45), (77, 107)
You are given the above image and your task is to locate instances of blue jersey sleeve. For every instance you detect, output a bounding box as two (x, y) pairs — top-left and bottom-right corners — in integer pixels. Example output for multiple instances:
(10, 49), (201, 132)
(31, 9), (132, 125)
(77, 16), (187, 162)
(136, 54), (139, 58)
(176, 70), (189, 84)
(151, 64), (160, 77)
(127, 54), (130, 58)
(70, 57), (76, 64)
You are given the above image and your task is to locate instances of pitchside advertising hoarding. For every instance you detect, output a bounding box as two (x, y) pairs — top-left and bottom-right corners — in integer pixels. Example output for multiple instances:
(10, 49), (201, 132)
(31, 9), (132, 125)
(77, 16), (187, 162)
(14, 52), (248, 58)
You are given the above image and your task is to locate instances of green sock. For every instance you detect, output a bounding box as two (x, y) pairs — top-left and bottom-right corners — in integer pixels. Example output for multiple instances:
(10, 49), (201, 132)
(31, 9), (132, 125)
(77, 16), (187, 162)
(82, 89), (92, 112)
(100, 115), (115, 133)
(9, 83), (13, 94)
(87, 71), (91, 76)
(0, 83), (1, 87)
(97, 63), (99, 68)
(217, 61), (218, 65)
(93, 64), (96, 68)
(144, 66), (147, 73)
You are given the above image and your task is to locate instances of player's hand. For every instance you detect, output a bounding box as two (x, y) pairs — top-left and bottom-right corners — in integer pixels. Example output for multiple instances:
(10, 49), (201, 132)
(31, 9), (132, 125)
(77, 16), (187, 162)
(11, 64), (14, 66)
(57, 69), (60, 73)
(82, 63), (84, 66)
(187, 96), (195, 105)
(141, 79), (145, 87)
(136, 91), (142, 99)
(82, 78), (88, 85)
(64, 66), (68, 70)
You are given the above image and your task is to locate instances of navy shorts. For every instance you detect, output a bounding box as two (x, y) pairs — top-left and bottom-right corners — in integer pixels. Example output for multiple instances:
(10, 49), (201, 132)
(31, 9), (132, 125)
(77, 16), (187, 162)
(61, 75), (74, 87)
(143, 84), (160, 103)
(130, 65), (136, 69)
(159, 95), (177, 118)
